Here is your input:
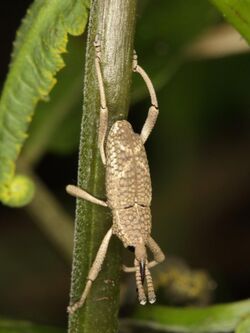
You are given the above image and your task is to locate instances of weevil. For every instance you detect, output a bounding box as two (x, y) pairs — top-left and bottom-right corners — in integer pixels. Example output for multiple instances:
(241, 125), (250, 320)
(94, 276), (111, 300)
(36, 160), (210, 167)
(66, 36), (165, 314)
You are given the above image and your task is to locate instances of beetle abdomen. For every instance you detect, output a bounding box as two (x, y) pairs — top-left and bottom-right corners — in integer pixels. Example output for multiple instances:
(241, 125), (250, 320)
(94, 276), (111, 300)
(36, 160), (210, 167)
(106, 120), (152, 209)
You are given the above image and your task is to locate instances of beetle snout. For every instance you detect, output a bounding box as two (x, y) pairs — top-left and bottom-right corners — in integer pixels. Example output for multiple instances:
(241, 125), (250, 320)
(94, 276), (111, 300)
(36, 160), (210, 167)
(139, 259), (145, 284)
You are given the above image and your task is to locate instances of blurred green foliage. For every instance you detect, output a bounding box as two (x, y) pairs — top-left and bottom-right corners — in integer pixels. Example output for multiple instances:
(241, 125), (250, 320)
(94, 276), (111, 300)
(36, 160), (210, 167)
(211, 0), (250, 44)
(135, 299), (250, 333)
(0, 0), (90, 207)
(0, 319), (65, 333)
(23, 37), (84, 162)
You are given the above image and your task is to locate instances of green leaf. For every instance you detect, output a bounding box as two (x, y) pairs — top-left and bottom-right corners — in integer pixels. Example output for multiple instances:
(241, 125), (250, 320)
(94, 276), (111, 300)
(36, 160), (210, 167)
(135, 299), (250, 333)
(22, 37), (84, 162)
(0, 319), (65, 333)
(236, 315), (250, 333)
(0, 0), (90, 207)
(210, 0), (250, 44)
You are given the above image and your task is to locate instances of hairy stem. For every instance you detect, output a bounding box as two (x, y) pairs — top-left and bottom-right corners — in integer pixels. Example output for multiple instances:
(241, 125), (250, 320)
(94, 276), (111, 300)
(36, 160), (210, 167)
(68, 1), (137, 332)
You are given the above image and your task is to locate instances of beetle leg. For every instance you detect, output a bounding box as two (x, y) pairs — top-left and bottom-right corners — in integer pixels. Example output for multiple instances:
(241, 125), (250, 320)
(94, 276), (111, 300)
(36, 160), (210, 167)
(122, 261), (158, 272)
(123, 262), (160, 273)
(133, 51), (159, 144)
(122, 264), (136, 273)
(67, 228), (113, 314)
(147, 236), (165, 266)
(94, 35), (108, 165)
(66, 185), (107, 207)
(122, 262), (160, 273)
(122, 237), (164, 273)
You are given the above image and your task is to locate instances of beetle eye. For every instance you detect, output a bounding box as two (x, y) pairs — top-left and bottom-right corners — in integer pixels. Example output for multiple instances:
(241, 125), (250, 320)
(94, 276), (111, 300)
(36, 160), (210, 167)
(127, 246), (135, 253)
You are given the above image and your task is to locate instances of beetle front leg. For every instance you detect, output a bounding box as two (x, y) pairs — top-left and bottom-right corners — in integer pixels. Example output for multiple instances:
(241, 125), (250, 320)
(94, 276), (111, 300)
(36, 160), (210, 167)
(146, 236), (165, 267)
(123, 237), (165, 272)
(94, 35), (108, 165)
(68, 228), (113, 314)
(133, 51), (159, 144)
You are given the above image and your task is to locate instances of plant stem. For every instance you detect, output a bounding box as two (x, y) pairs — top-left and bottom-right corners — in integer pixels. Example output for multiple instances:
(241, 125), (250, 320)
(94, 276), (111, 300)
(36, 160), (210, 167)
(68, 1), (137, 332)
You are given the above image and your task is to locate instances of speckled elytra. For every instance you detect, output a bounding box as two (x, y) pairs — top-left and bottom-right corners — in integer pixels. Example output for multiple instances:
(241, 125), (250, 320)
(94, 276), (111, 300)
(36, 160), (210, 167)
(67, 35), (165, 314)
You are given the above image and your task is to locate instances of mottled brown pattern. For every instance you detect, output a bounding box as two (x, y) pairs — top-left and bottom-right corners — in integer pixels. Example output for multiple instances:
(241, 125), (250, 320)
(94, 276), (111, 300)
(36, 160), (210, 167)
(113, 206), (151, 246)
(106, 120), (152, 246)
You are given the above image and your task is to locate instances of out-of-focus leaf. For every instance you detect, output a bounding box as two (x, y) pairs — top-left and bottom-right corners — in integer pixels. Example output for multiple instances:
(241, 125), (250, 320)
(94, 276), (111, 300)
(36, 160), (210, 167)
(0, 319), (65, 333)
(135, 299), (250, 333)
(154, 54), (250, 171)
(47, 103), (82, 155)
(210, 0), (250, 44)
(236, 315), (250, 333)
(23, 37), (84, 163)
(137, 0), (219, 51)
(0, 0), (90, 207)
(132, 0), (220, 103)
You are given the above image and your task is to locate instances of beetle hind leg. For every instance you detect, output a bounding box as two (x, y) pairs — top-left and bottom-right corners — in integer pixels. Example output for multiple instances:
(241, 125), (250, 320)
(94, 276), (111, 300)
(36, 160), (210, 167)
(94, 35), (108, 165)
(133, 51), (159, 144)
